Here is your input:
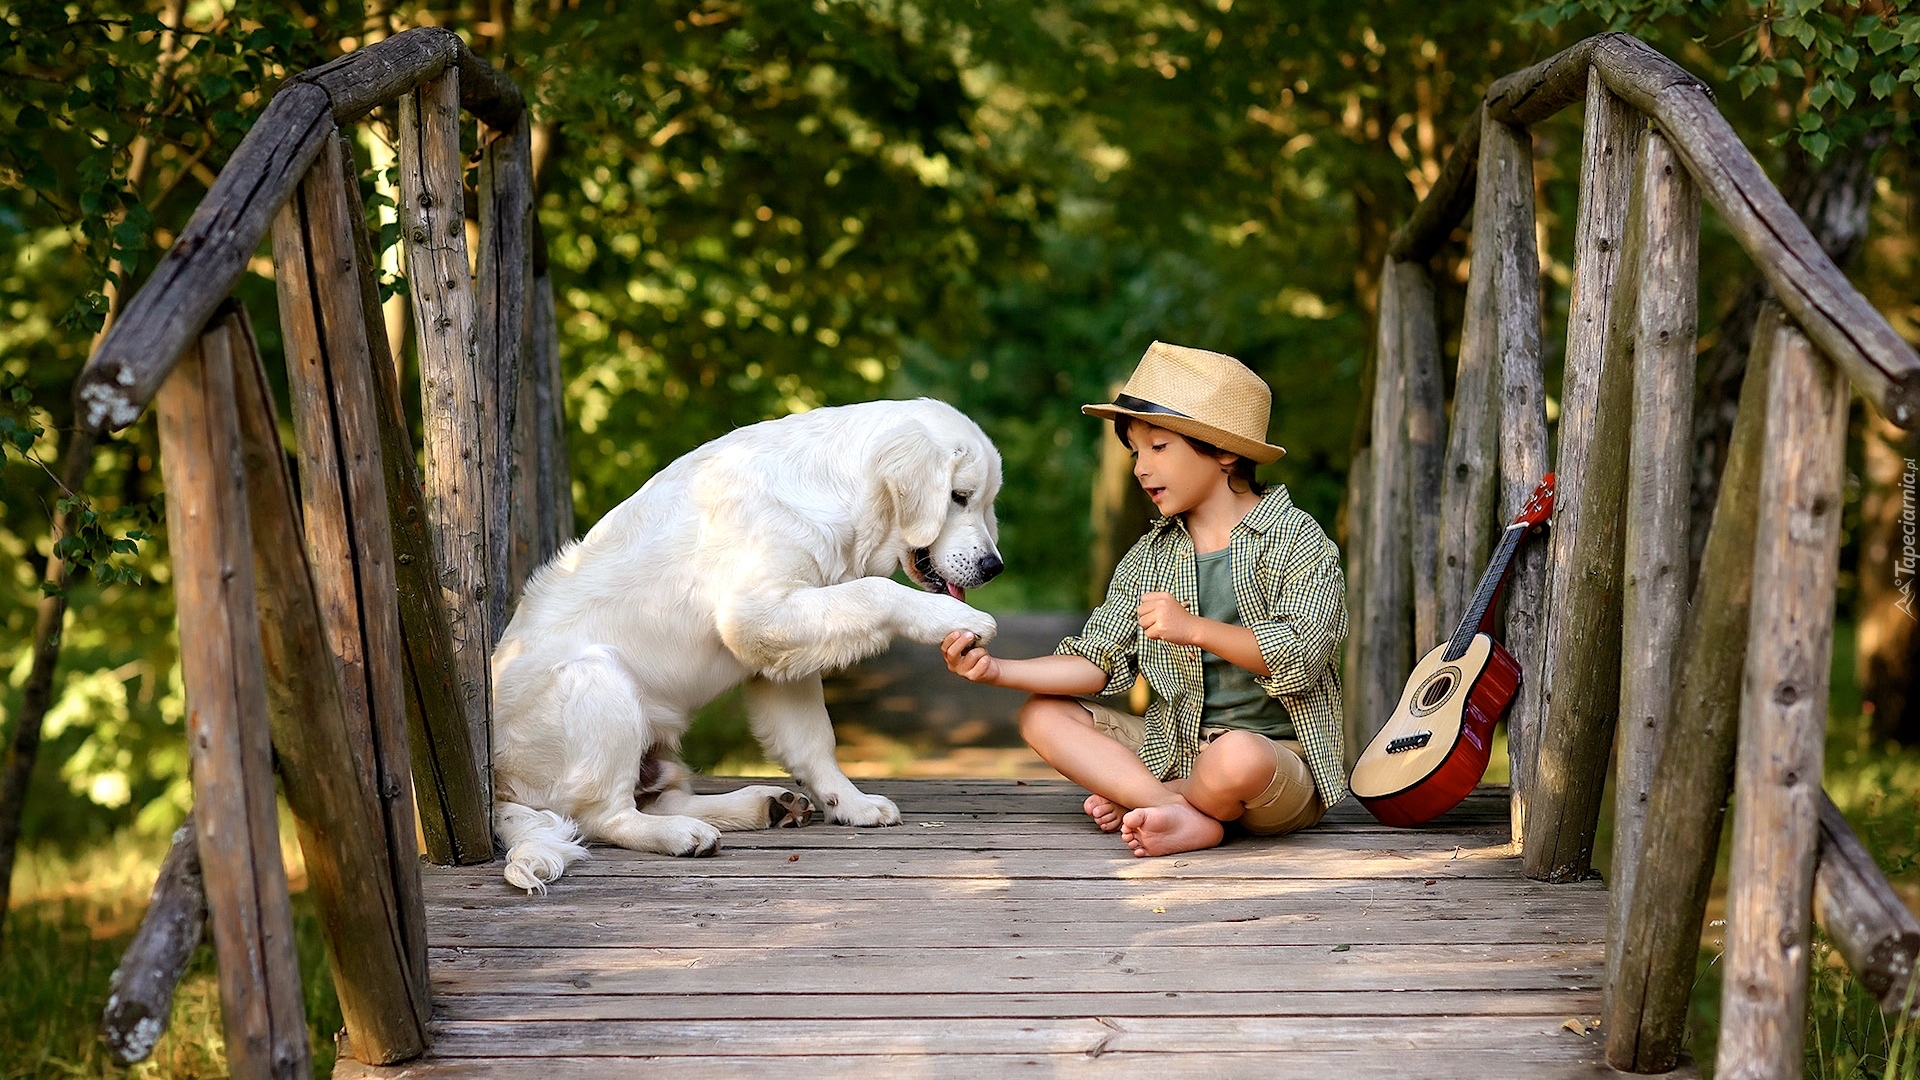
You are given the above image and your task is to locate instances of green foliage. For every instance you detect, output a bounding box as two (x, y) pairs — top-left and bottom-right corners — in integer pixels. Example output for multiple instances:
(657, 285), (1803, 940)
(1523, 0), (1920, 161)
(1, 823), (342, 1078)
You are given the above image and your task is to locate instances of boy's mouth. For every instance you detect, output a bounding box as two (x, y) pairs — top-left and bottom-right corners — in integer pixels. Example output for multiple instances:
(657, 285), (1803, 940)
(1144, 486), (1166, 502)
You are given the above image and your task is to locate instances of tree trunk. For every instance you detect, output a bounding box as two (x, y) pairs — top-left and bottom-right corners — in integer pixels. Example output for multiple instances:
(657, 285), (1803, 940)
(1857, 413), (1919, 746)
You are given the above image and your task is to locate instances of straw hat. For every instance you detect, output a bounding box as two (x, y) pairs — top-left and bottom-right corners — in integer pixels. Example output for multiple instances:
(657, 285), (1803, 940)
(1081, 341), (1286, 463)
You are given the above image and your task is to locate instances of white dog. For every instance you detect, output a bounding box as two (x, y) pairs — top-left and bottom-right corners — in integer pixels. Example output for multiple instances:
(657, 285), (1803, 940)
(489, 398), (1003, 892)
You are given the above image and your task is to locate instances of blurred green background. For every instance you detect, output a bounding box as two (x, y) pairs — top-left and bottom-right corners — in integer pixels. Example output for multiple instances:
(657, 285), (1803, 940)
(3, 1), (1918, 1074)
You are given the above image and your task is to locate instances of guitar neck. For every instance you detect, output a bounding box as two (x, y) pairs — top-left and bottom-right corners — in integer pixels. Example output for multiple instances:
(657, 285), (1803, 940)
(1443, 523), (1525, 660)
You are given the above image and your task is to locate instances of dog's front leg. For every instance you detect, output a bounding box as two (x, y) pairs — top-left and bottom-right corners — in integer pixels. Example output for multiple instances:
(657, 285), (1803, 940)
(718, 578), (995, 681)
(744, 675), (899, 827)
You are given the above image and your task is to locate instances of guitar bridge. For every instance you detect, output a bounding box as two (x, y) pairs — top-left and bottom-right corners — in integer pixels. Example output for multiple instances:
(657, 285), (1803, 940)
(1386, 731), (1433, 754)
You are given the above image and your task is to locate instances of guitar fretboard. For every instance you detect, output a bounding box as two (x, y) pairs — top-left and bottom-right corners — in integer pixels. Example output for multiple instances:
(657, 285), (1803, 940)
(1443, 523), (1525, 661)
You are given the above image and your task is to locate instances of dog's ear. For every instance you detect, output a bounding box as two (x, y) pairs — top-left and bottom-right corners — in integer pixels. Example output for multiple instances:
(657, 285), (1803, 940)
(876, 419), (956, 550)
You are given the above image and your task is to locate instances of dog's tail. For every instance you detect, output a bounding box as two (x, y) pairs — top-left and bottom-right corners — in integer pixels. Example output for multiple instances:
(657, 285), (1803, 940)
(495, 800), (588, 895)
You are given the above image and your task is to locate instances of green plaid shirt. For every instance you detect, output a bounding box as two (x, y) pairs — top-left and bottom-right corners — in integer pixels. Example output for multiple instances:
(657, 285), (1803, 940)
(1056, 485), (1350, 805)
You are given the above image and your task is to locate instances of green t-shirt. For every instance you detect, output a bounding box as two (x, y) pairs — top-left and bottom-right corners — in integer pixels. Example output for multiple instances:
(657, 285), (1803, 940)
(1194, 546), (1295, 739)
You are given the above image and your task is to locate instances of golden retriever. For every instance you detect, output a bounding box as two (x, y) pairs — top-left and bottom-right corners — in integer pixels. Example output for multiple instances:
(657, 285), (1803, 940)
(489, 398), (1002, 892)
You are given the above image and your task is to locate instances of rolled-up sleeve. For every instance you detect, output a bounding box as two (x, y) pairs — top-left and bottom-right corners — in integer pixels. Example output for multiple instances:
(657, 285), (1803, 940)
(1249, 529), (1349, 696)
(1054, 533), (1148, 696)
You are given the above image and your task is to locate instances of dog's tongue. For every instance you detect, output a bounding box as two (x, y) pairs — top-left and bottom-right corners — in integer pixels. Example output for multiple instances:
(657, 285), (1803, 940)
(946, 583), (965, 602)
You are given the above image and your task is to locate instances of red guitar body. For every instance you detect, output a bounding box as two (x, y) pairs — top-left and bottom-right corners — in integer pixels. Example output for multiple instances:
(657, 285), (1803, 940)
(1352, 637), (1521, 828)
(1348, 473), (1554, 828)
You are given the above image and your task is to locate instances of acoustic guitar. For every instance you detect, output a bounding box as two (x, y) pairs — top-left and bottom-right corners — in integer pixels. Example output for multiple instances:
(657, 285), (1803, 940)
(1349, 474), (1556, 827)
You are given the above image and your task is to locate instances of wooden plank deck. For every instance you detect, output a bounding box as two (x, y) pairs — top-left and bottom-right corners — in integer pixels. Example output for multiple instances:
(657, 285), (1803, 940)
(337, 780), (1695, 1078)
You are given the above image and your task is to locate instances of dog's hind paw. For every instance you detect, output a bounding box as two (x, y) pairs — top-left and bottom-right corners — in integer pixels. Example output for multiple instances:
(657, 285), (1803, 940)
(769, 790), (814, 828)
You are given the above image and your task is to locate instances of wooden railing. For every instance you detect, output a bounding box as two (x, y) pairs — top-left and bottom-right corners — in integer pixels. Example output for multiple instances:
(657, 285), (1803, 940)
(1346, 30), (1920, 1075)
(77, 28), (568, 1075)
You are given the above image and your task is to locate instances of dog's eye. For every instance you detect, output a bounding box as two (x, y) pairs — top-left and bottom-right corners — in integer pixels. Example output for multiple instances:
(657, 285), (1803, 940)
(951, 491), (970, 507)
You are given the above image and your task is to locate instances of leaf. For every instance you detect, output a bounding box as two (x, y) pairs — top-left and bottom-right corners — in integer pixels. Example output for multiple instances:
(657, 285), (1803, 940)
(1872, 70), (1897, 98)
(1800, 129), (1832, 161)
(1330, 943), (1351, 952)
(1832, 79), (1856, 107)
(15, 105), (49, 130)
(1834, 44), (1860, 72)
(1810, 81), (1833, 108)
(1869, 25), (1904, 54)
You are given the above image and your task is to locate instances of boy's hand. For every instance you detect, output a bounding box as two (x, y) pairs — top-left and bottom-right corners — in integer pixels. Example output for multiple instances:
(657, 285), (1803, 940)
(942, 630), (1002, 685)
(1137, 591), (1202, 646)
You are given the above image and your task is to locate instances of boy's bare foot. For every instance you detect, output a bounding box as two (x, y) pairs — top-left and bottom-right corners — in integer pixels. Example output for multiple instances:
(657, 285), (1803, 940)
(1120, 800), (1224, 857)
(1083, 793), (1125, 832)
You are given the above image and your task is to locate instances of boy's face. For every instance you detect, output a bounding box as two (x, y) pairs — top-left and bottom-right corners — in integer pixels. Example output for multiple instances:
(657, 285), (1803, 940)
(1124, 420), (1238, 517)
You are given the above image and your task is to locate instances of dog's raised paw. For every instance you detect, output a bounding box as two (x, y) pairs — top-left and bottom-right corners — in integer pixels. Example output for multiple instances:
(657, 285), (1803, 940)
(769, 791), (814, 828)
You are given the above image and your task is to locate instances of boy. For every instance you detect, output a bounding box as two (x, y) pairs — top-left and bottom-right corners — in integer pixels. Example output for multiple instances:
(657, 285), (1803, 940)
(943, 341), (1348, 856)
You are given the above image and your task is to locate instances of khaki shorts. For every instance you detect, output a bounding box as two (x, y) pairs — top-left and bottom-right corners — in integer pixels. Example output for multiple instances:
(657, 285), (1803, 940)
(1075, 697), (1326, 836)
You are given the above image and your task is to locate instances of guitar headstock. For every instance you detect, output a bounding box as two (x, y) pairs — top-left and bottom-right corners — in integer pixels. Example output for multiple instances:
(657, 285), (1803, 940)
(1512, 473), (1555, 528)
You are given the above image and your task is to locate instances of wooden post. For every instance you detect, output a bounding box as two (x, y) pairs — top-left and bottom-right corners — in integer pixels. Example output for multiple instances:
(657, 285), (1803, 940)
(1436, 105), (1505, 647)
(399, 66), (494, 809)
(101, 815), (205, 1065)
(1538, 77), (1641, 857)
(477, 113), (533, 625)
(228, 301), (430, 1061)
(1606, 303), (1780, 1073)
(1716, 318), (1849, 1079)
(1522, 133), (1643, 884)
(1478, 116), (1549, 848)
(1357, 258), (1412, 747)
(1606, 125), (1699, 997)
(1399, 262), (1445, 651)
(531, 258), (574, 552)
(154, 320), (310, 1080)
(335, 136), (493, 865)
(1815, 791), (1920, 1017)
(1341, 442), (1372, 768)
(271, 137), (433, 1034)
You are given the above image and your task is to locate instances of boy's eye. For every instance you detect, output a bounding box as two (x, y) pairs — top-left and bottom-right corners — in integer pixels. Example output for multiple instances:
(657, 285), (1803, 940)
(951, 491), (970, 507)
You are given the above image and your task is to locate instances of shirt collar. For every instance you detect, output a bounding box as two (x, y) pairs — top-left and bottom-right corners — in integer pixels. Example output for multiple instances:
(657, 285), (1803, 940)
(1148, 484), (1294, 537)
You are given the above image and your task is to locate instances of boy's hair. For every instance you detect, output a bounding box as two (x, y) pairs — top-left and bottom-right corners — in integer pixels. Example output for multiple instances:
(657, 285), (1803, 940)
(1115, 418), (1265, 495)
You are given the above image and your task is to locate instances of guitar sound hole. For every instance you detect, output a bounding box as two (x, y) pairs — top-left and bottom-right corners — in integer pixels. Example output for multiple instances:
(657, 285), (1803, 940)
(1420, 675), (1455, 709)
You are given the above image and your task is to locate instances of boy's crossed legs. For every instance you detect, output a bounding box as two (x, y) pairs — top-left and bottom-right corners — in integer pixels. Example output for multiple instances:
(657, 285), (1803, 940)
(1018, 695), (1321, 857)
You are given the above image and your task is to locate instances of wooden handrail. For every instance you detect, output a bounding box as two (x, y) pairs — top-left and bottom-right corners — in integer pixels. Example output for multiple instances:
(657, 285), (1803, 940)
(1386, 31), (1920, 428)
(72, 28), (520, 434)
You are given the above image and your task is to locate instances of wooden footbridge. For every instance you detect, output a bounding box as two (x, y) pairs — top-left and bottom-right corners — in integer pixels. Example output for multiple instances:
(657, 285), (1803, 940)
(71, 26), (1920, 1080)
(334, 780), (1630, 1079)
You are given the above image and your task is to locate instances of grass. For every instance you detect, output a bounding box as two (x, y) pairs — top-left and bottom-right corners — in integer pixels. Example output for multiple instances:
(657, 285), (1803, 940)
(1, 818), (341, 1079)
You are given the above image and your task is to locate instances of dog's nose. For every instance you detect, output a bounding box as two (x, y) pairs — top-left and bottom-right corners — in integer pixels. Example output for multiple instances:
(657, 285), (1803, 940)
(977, 554), (1004, 582)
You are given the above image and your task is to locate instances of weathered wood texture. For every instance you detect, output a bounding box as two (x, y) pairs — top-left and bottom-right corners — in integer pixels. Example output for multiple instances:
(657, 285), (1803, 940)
(1340, 443), (1372, 767)
(335, 134), (493, 865)
(155, 317), (310, 1080)
(1605, 304), (1778, 1073)
(1399, 262), (1445, 650)
(101, 816), (205, 1066)
(1357, 257), (1412, 747)
(332, 781), (1688, 1080)
(229, 296), (428, 1064)
(1584, 33), (1920, 428)
(1606, 126), (1699, 997)
(75, 85), (332, 432)
(1815, 792), (1920, 1017)
(476, 114), (533, 628)
(272, 137), (434, 1050)
(1522, 146), (1642, 884)
(511, 266), (573, 588)
(1435, 104), (1507, 645)
(291, 27), (523, 131)
(1540, 75), (1641, 873)
(398, 68), (494, 808)
(1382, 32), (1918, 427)
(532, 270), (574, 550)
(1716, 325), (1849, 1078)
(1482, 116), (1549, 849)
